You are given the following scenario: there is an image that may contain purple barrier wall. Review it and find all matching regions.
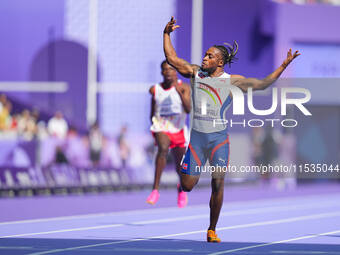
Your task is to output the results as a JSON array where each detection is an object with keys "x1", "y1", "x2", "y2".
[
  {"x1": 176, "y1": 0, "x2": 192, "y2": 82},
  {"x1": 0, "y1": 0, "x2": 93, "y2": 130},
  {"x1": 260, "y1": 2, "x2": 340, "y2": 170},
  {"x1": 260, "y1": 1, "x2": 340, "y2": 75},
  {"x1": 0, "y1": 166, "x2": 123, "y2": 188},
  {"x1": 29, "y1": 40, "x2": 91, "y2": 129},
  {"x1": 0, "y1": 0, "x2": 64, "y2": 81},
  {"x1": 203, "y1": 0, "x2": 274, "y2": 78}
]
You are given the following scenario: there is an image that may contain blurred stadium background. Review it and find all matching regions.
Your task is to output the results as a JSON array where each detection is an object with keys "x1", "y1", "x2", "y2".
[{"x1": 0, "y1": 0, "x2": 339, "y2": 198}]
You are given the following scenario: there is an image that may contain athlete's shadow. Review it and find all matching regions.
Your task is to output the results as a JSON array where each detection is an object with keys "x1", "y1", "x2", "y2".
[{"x1": 1, "y1": 238, "x2": 339, "y2": 255}]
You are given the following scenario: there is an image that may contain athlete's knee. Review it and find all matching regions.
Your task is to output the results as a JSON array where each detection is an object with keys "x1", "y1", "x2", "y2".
[
  {"x1": 157, "y1": 145, "x2": 169, "y2": 157},
  {"x1": 180, "y1": 182, "x2": 194, "y2": 192},
  {"x1": 180, "y1": 176, "x2": 198, "y2": 192}
]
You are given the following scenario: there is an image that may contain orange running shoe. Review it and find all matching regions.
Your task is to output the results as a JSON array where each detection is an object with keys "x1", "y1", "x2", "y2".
[{"x1": 207, "y1": 230, "x2": 221, "y2": 243}]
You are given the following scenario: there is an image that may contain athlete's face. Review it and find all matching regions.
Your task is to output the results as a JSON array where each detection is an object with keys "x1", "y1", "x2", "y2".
[
  {"x1": 161, "y1": 62, "x2": 177, "y2": 83},
  {"x1": 202, "y1": 47, "x2": 224, "y2": 72}
]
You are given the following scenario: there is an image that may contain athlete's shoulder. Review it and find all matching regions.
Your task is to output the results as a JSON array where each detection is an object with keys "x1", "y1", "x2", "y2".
[
  {"x1": 149, "y1": 85, "x2": 156, "y2": 95},
  {"x1": 179, "y1": 81, "x2": 191, "y2": 93}
]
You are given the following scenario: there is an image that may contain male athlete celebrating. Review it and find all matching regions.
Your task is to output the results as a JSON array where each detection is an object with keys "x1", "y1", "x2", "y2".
[
  {"x1": 147, "y1": 60, "x2": 191, "y2": 208},
  {"x1": 163, "y1": 17, "x2": 300, "y2": 242}
]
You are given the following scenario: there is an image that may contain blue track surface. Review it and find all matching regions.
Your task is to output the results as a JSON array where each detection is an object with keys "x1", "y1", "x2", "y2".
[{"x1": 1, "y1": 190, "x2": 340, "y2": 254}]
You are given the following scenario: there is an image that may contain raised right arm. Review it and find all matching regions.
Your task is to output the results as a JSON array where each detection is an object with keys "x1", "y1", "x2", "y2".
[{"x1": 163, "y1": 17, "x2": 198, "y2": 78}]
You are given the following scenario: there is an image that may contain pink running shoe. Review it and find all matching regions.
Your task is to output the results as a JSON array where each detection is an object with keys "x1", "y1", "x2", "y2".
[
  {"x1": 146, "y1": 189, "x2": 160, "y2": 205},
  {"x1": 177, "y1": 185, "x2": 188, "y2": 208}
]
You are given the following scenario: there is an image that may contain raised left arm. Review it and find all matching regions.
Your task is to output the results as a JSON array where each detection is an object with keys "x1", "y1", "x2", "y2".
[{"x1": 232, "y1": 49, "x2": 300, "y2": 92}]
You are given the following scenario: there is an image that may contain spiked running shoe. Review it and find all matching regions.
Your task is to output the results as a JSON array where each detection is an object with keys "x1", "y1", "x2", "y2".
[
  {"x1": 146, "y1": 189, "x2": 159, "y2": 205},
  {"x1": 207, "y1": 230, "x2": 221, "y2": 243}
]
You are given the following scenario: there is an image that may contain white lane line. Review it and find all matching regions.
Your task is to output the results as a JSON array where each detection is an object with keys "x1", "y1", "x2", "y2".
[
  {"x1": 151, "y1": 211, "x2": 340, "y2": 239},
  {"x1": 272, "y1": 251, "x2": 340, "y2": 254},
  {"x1": 135, "y1": 200, "x2": 339, "y2": 225},
  {"x1": 1, "y1": 200, "x2": 338, "y2": 238},
  {"x1": 113, "y1": 248, "x2": 194, "y2": 253},
  {"x1": 0, "y1": 205, "x2": 205, "y2": 226},
  {"x1": 27, "y1": 238, "x2": 147, "y2": 255},
  {"x1": 1, "y1": 192, "x2": 340, "y2": 226},
  {"x1": 26, "y1": 211, "x2": 340, "y2": 255},
  {"x1": 0, "y1": 246, "x2": 34, "y2": 250},
  {"x1": 208, "y1": 229, "x2": 340, "y2": 255},
  {"x1": 0, "y1": 223, "x2": 124, "y2": 239}
]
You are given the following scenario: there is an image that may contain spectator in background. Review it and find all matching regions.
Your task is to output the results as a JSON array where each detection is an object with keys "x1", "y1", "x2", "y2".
[
  {"x1": 260, "y1": 127, "x2": 279, "y2": 185},
  {"x1": 47, "y1": 111, "x2": 68, "y2": 139},
  {"x1": 55, "y1": 146, "x2": 68, "y2": 164},
  {"x1": 118, "y1": 125, "x2": 130, "y2": 170},
  {"x1": 10, "y1": 113, "x2": 19, "y2": 131},
  {"x1": 0, "y1": 94, "x2": 7, "y2": 113},
  {"x1": 31, "y1": 109, "x2": 40, "y2": 124},
  {"x1": 36, "y1": 120, "x2": 48, "y2": 140},
  {"x1": 0, "y1": 101, "x2": 12, "y2": 131},
  {"x1": 262, "y1": 127, "x2": 279, "y2": 167},
  {"x1": 47, "y1": 111, "x2": 68, "y2": 166},
  {"x1": 17, "y1": 109, "x2": 37, "y2": 140},
  {"x1": 252, "y1": 126, "x2": 265, "y2": 169},
  {"x1": 64, "y1": 127, "x2": 85, "y2": 167},
  {"x1": 89, "y1": 122, "x2": 103, "y2": 167},
  {"x1": 276, "y1": 127, "x2": 297, "y2": 190}
]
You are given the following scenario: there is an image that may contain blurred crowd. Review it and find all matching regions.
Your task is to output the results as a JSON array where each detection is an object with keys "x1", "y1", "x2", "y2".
[
  {"x1": 0, "y1": 94, "x2": 67, "y2": 141},
  {"x1": 0, "y1": 94, "x2": 131, "y2": 169},
  {"x1": 0, "y1": 94, "x2": 39, "y2": 140},
  {"x1": 275, "y1": 0, "x2": 340, "y2": 4}
]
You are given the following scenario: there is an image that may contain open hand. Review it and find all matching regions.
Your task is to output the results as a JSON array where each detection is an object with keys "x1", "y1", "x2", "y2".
[
  {"x1": 164, "y1": 16, "x2": 180, "y2": 34},
  {"x1": 282, "y1": 49, "x2": 300, "y2": 67}
]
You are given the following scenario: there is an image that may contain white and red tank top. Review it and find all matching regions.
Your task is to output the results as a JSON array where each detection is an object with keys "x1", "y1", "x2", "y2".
[{"x1": 150, "y1": 80, "x2": 187, "y2": 133}]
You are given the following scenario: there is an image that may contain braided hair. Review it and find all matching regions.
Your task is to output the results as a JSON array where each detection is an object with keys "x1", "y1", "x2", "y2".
[{"x1": 213, "y1": 41, "x2": 239, "y2": 67}]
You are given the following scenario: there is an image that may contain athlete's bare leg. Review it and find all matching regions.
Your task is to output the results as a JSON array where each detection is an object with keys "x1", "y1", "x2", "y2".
[
  {"x1": 153, "y1": 132, "x2": 171, "y2": 190},
  {"x1": 208, "y1": 177, "x2": 224, "y2": 231}
]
